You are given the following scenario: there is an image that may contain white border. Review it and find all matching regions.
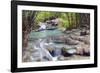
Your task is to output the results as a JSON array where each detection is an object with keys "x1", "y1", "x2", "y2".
[{"x1": 17, "y1": 5, "x2": 94, "y2": 68}]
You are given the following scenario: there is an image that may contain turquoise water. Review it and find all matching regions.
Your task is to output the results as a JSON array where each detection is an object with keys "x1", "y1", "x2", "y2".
[
  {"x1": 29, "y1": 29, "x2": 64, "y2": 39},
  {"x1": 28, "y1": 29, "x2": 77, "y2": 59}
]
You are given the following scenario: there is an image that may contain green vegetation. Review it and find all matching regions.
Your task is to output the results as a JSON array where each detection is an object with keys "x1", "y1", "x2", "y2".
[{"x1": 34, "y1": 11, "x2": 80, "y2": 30}]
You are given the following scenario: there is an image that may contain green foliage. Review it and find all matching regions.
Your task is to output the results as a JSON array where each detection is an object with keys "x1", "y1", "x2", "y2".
[
  {"x1": 33, "y1": 11, "x2": 81, "y2": 30},
  {"x1": 35, "y1": 11, "x2": 58, "y2": 24}
]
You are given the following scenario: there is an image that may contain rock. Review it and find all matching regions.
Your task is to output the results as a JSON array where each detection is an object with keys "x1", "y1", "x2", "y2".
[
  {"x1": 80, "y1": 35, "x2": 90, "y2": 44},
  {"x1": 70, "y1": 35, "x2": 90, "y2": 45},
  {"x1": 70, "y1": 35, "x2": 83, "y2": 41},
  {"x1": 65, "y1": 38, "x2": 79, "y2": 45},
  {"x1": 42, "y1": 56, "x2": 51, "y2": 61},
  {"x1": 86, "y1": 30, "x2": 90, "y2": 35},
  {"x1": 52, "y1": 35, "x2": 79, "y2": 45},
  {"x1": 52, "y1": 36, "x2": 66, "y2": 43},
  {"x1": 75, "y1": 43, "x2": 90, "y2": 56},
  {"x1": 80, "y1": 31, "x2": 87, "y2": 36},
  {"x1": 47, "y1": 48, "x2": 55, "y2": 57},
  {"x1": 67, "y1": 48, "x2": 77, "y2": 54},
  {"x1": 31, "y1": 52, "x2": 41, "y2": 61},
  {"x1": 22, "y1": 51, "x2": 31, "y2": 62},
  {"x1": 73, "y1": 32, "x2": 81, "y2": 36},
  {"x1": 61, "y1": 47, "x2": 76, "y2": 57},
  {"x1": 58, "y1": 56, "x2": 65, "y2": 60},
  {"x1": 80, "y1": 29, "x2": 90, "y2": 36}
]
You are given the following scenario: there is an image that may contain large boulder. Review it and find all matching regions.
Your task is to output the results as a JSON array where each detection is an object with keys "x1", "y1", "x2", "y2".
[{"x1": 75, "y1": 43, "x2": 90, "y2": 56}]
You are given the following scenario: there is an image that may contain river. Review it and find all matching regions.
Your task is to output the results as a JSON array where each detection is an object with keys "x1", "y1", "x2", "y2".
[
  {"x1": 27, "y1": 29, "x2": 78, "y2": 61},
  {"x1": 29, "y1": 29, "x2": 64, "y2": 39}
]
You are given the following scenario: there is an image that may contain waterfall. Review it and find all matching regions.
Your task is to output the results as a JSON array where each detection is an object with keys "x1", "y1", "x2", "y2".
[
  {"x1": 39, "y1": 39, "x2": 53, "y2": 61},
  {"x1": 38, "y1": 22, "x2": 47, "y2": 30}
]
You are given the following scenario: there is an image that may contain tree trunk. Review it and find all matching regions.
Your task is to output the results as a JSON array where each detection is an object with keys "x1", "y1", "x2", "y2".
[{"x1": 22, "y1": 10, "x2": 36, "y2": 48}]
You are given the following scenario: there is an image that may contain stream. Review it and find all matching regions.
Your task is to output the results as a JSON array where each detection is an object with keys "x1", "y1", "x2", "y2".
[
  {"x1": 27, "y1": 29, "x2": 78, "y2": 61},
  {"x1": 23, "y1": 28, "x2": 90, "y2": 62}
]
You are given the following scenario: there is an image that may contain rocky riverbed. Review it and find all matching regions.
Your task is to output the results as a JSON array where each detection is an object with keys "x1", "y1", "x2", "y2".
[{"x1": 22, "y1": 28, "x2": 90, "y2": 62}]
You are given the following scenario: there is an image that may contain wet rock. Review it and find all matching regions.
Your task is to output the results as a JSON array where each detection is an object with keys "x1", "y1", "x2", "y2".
[
  {"x1": 47, "y1": 47, "x2": 62, "y2": 57},
  {"x1": 61, "y1": 47, "x2": 76, "y2": 57},
  {"x1": 47, "y1": 48, "x2": 55, "y2": 57}
]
